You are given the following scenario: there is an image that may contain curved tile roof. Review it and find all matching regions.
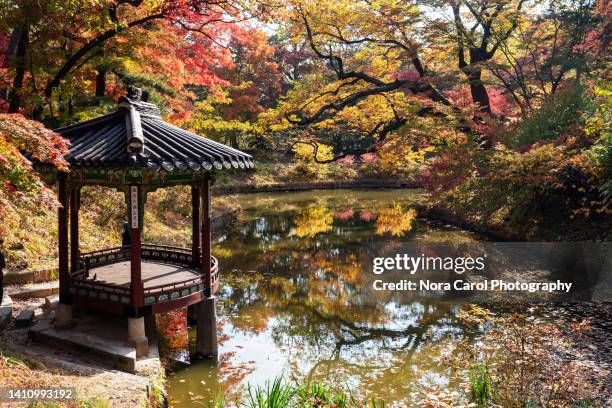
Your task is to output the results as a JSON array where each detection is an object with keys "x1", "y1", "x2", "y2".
[{"x1": 55, "y1": 89, "x2": 254, "y2": 172}]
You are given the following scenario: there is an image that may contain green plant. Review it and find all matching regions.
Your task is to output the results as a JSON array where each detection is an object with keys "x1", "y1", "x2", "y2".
[
  {"x1": 78, "y1": 397, "x2": 110, "y2": 408},
  {"x1": 295, "y1": 382, "x2": 357, "y2": 408},
  {"x1": 245, "y1": 377, "x2": 294, "y2": 408},
  {"x1": 468, "y1": 364, "x2": 497, "y2": 407},
  {"x1": 368, "y1": 399, "x2": 385, "y2": 408},
  {"x1": 514, "y1": 85, "x2": 590, "y2": 147},
  {"x1": 574, "y1": 399, "x2": 595, "y2": 408}
]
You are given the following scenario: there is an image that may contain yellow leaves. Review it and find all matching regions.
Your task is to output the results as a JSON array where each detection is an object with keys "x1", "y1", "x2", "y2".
[
  {"x1": 376, "y1": 135, "x2": 434, "y2": 176},
  {"x1": 292, "y1": 142, "x2": 334, "y2": 163},
  {"x1": 290, "y1": 207, "x2": 333, "y2": 238},
  {"x1": 375, "y1": 204, "x2": 416, "y2": 236}
]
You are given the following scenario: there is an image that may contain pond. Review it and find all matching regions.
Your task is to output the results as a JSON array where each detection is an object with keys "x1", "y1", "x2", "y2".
[{"x1": 165, "y1": 189, "x2": 487, "y2": 406}]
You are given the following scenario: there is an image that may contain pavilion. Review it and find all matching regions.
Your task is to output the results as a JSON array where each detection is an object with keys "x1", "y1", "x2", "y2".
[{"x1": 37, "y1": 87, "x2": 253, "y2": 357}]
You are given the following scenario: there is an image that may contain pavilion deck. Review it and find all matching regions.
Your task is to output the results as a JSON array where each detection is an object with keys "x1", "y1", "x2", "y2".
[
  {"x1": 89, "y1": 261, "x2": 199, "y2": 289},
  {"x1": 67, "y1": 244, "x2": 218, "y2": 314}
]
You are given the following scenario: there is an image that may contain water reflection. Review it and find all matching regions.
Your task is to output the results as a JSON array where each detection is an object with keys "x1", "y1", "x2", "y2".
[{"x1": 166, "y1": 189, "x2": 484, "y2": 406}]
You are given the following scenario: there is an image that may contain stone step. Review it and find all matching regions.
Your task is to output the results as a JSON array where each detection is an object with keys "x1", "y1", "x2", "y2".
[
  {"x1": 15, "y1": 309, "x2": 35, "y2": 327},
  {"x1": 8, "y1": 283, "x2": 59, "y2": 300},
  {"x1": 0, "y1": 295, "x2": 12, "y2": 330},
  {"x1": 29, "y1": 317, "x2": 140, "y2": 373}
]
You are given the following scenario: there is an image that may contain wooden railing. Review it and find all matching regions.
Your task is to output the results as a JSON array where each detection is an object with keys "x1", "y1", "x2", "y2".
[
  {"x1": 70, "y1": 244, "x2": 219, "y2": 307},
  {"x1": 68, "y1": 265, "x2": 131, "y2": 305},
  {"x1": 140, "y1": 244, "x2": 193, "y2": 267},
  {"x1": 79, "y1": 246, "x2": 130, "y2": 272}
]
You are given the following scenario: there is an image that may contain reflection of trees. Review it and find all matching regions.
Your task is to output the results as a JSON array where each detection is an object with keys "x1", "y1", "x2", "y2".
[
  {"x1": 375, "y1": 204, "x2": 416, "y2": 237},
  {"x1": 210, "y1": 194, "x2": 471, "y2": 402},
  {"x1": 267, "y1": 297, "x2": 459, "y2": 401},
  {"x1": 219, "y1": 249, "x2": 461, "y2": 402},
  {"x1": 290, "y1": 207, "x2": 333, "y2": 238}
]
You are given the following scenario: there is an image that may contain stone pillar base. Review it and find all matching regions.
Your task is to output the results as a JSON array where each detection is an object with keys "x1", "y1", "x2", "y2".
[
  {"x1": 54, "y1": 303, "x2": 75, "y2": 330},
  {"x1": 127, "y1": 317, "x2": 149, "y2": 358},
  {"x1": 195, "y1": 296, "x2": 217, "y2": 359}
]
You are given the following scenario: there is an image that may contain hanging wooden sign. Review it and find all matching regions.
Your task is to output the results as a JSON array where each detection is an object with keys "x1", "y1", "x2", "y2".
[
  {"x1": 131, "y1": 185, "x2": 139, "y2": 229},
  {"x1": 207, "y1": 179, "x2": 212, "y2": 218}
]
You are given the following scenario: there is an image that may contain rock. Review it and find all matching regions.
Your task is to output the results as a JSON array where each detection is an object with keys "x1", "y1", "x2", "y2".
[
  {"x1": 15, "y1": 309, "x2": 35, "y2": 327},
  {"x1": 44, "y1": 295, "x2": 59, "y2": 311}
]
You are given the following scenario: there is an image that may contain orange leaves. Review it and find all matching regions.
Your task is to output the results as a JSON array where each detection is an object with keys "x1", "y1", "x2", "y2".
[
  {"x1": 0, "y1": 114, "x2": 68, "y2": 239},
  {"x1": 156, "y1": 309, "x2": 188, "y2": 350}
]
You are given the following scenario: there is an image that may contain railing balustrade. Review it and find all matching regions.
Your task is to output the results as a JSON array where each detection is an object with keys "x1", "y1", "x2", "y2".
[{"x1": 70, "y1": 244, "x2": 219, "y2": 306}]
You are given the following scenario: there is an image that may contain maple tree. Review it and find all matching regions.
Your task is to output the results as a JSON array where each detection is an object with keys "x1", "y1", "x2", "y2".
[
  {"x1": 0, "y1": 0, "x2": 261, "y2": 123},
  {"x1": 0, "y1": 113, "x2": 68, "y2": 240}
]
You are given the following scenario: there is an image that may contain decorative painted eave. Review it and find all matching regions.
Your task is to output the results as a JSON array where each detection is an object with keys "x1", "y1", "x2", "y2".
[{"x1": 53, "y1": 87, "x2": 254, "y2": 172}]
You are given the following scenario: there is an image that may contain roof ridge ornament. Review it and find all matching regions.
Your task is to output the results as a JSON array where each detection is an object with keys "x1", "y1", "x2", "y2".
[
  {"x1": 118, "y1": 86, "x2": 161, "y2": 117},
  {"x1": 123, "y1": 89, "x2": 145, "y2": 158}
]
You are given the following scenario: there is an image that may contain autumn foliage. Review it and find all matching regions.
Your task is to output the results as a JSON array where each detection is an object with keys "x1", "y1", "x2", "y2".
[{"x1": 0, "y1": 114, "x2": 67, "y2": 238}]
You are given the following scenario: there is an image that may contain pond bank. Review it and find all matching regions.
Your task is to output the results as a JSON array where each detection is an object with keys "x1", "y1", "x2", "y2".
[{"x1": 212, "y1": 179, "x2": 418, "y2": 195}]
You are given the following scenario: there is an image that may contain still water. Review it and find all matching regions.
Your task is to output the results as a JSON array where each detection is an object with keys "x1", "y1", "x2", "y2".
[{"x1": 166, "y1": 189, "x2": 486, "y2": 406}]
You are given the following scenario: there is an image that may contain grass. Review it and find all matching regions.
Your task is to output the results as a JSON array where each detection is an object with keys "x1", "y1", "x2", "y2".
[
  {"x1": 28, "y1": 397, "x2": 109, "y2": 408},
  {"x1": 196, "y1": 377, "x2": 370, "y2": 408},
  {"x1": 205, "y1": 377, "x2": 391, "y2": 408},
  {"x1": 468, "y1": 364, "x2": 497, "y2": 407},
  {"x1": 246, "y1": 377, "x2": 294, "y2": 408},
  {"x1": 296, "y1": 383, "x2": 356, "y2": 408}
]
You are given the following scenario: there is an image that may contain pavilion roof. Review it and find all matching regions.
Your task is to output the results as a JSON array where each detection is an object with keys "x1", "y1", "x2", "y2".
[{"x1": 54, "y1": 88, "x2": 253, "y2": 172}]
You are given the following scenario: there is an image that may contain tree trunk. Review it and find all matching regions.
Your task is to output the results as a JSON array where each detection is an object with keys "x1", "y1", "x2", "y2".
[
  {"x1": 464, "y1": 67, "x2": 491, "y2": 115},
  {"x1": 0, "y1": 28, "x2": 21, "y2": 101},
  {"x1": 95, "y1": 67, "x2": 107, "y2": 97},
  {"x1": 8, "y1": 25, "x2": 29, "y2": 113},
  {"x1": 32, "y1": 11, "x2": 165, "y2": 120}
]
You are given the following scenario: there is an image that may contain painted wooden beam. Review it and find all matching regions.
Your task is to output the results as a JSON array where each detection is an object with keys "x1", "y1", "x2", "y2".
[
  {"x1": 201, "y1": 177, "x2": 212, "y2": 292},
  {"x1": 129, "y1": 185, "x2": 144, "y2": 311},
  {"x1": 191, "y1": 185, "x2": 201, "y2": 268},
  {"x1": 70, "y1": 187, "x2": 80, "y2": 274}
]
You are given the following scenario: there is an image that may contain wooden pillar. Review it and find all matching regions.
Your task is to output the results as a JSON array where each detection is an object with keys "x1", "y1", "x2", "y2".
[
  {"x1": 191, "y1": 185, "x2": 201, "y2": 268},
  {"x1": 56, "y1": 173, "x2": 74, "y2": 329},
  {"x1": 70, "y1": 187, "x2": 80, "y2": 273},
  {"x1": 58, "y1": 174, "x2": 69, "y2": 300},
  {"x1": 129, "y1": 185, "x2": 144, "y2": 309},
  {"x1": 196, "y1": 176, "x2": 217, "y2": 359},
  {"x1": 201, "y1": 178, "x2": 212, "y2": 292}
]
